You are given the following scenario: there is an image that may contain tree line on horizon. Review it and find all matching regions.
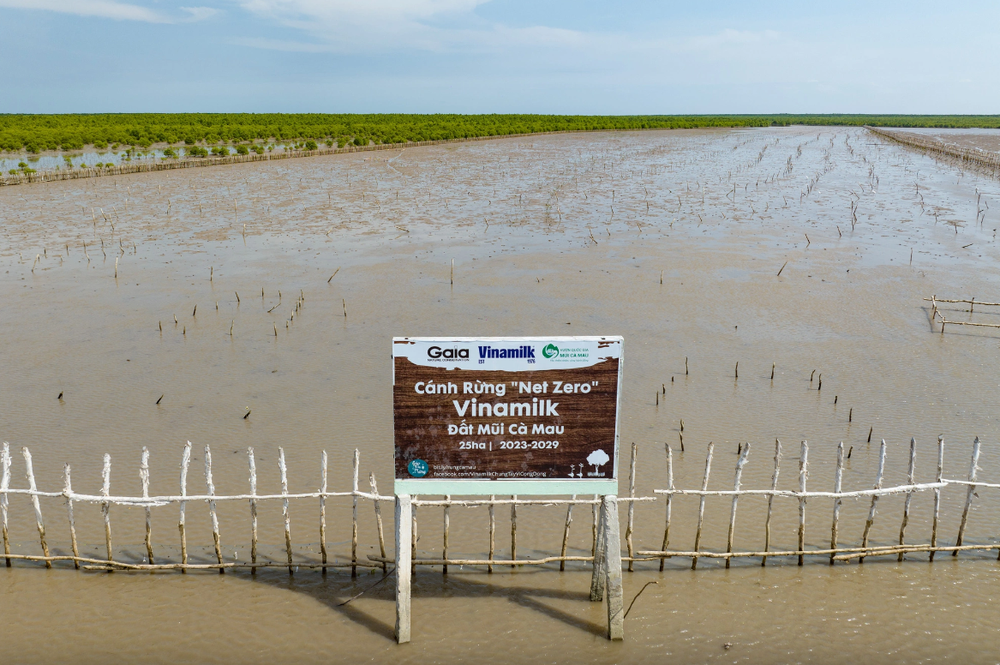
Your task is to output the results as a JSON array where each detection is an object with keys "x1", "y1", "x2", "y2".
[{"x1": 1, "y1": 113, "x2": 998, "y2": 153}]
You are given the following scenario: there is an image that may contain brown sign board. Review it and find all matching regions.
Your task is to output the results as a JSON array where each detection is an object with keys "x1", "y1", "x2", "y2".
[{"x1": 392, "y1": 337, "x2": 623, "y2": 495}]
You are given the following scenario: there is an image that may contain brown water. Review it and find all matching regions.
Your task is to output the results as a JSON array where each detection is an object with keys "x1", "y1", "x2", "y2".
[{"x1": 2, "y1": 127, "x2": 1000, "y2": 663}]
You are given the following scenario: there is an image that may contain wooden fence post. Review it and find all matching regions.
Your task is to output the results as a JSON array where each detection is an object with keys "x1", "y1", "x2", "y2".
[
  {"x1": 395, "y1": 494, "x2": 413, "y2": 644},
  {"x1": 589, "y1": 497, "x2": 608, "y2": 602}
]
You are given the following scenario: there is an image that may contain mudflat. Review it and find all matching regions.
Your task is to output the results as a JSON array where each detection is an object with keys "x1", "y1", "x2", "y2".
[{"x1": 2, "y1": 127, "x2": 999, "y2": 664}]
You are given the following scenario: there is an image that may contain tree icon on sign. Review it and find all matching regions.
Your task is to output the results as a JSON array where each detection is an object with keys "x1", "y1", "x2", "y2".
[{"x1": 586, "y1": 449, "x2": 610, "y2": 475}]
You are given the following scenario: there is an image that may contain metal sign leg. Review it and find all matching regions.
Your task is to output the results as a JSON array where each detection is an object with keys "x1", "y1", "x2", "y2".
[
  {"x1": 589, "y1": 494, "x2": 624, "y2": 640},
  {"x1": 601, "y1": 495, "x2": 625, "y2": 640}
]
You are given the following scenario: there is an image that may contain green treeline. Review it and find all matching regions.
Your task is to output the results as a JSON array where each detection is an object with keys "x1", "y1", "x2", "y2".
[{"x1": 2, "y1": 113, "x2": 999, "y2": 153}]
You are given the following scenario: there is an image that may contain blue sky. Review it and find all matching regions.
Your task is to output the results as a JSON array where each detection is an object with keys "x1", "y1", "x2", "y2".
[{"x1": 1, "y1": 0, "x2": 998, "y2": 114}]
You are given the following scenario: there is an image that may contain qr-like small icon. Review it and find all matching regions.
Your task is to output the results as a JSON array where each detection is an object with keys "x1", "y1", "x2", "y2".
[{"x1": 408, "y1": 459, "x2": 429, "y2": 478}]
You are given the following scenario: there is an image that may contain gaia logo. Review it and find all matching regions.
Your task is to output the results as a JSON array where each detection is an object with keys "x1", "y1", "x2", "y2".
[
  {"x1": 407, "y1": 459, "x2": 429, "y2": 478},
  {"x1": 542, "y1": 343, "x2": 559, "y2": 359}
]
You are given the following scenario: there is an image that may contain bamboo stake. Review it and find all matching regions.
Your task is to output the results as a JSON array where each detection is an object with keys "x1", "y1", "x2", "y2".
[
  {"x1": 100, "y1": 452, "x2": 112, "y2": 567},
  {"x1": 2, "y1": 442, "x2": 11, "y2": 567},
  {"x1": 64, "y1": 464, "x2": 79, "y2": 568},
  {"x1": 592, "y1": 494, "x2": 599, "y2": 556},
  {"x1": 559, "y1": 495, "x2": 575, "y2": 571},
  {"x1": 659, "y1": 442, "x2": 673, "y2": 571},
  {"x1": 370, "y1": 472, "x2": 387, "y2": 572},
  {"x1": 352, "y1": 448, "x2": 359, "y2": 577},
  {"x1": 626, "y1": 442, "x2": 637, "y2": 571},
  {"x1": 21, "y1": 448, "x2": 51, "y2": 567},
  {"x1": 930, "y1": 436, "x2": 943, "y2": 561},
  {"x1": 898, "y1": 438, "x2": 917, "y2": 561},
  {"x1": 140, "y1": 447, "x2": 154, "y2": 564},
  {"x1": 317, "y1": 451, "x2": 329, "y2": 572},
  {"x1": 859, "y1": 439, "x2": 887, "y2": 564},
  {"x1": 248, "y1": 447, "x2": 258, "y2": 568},
  {"x1": 726, "y1": 443, "x2": 750, "y2": 568},
  {"x1": 411, "y1": 498, "x2": 418, "y2": 575},
  {"x1": 692, "y1": 442, "x2": 714, "y2": 569},
  {"x1": 954, "y1": 437, "x2": 981, "y2": 555},
  {"x1": 204, "y1": 444, "x2": 223, "y2": 573},
  {"x1": 488, "y1": 494, "x2": 496, "y2": 573},
  {"x1": 511, "y1": 495, "x2": 518, "y2": 568},
  {"x1": 443, "y1": 494, "x2": 450, "y2": 575},
  {"x1": 179, "y1": 442, "x2": 191, "y2": 571},
  {"x1": 762, "y1": 439, "x2": 782, "y2": 566},
  {"x1": 830, "y1": 442, "x2": 844, "y2": 564},
  {"x1": 797, "y1": 441, "x2": 809, "y2": 565},
  {"x1": 279, "y1": 447, "x2": 293, "y2": 574}
]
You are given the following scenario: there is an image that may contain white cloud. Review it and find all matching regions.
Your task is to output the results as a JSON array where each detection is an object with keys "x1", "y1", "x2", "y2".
[
  {"x1": 0, "y1": 0, "x2": 217, "y2": 23},
  {"x1": 240, "y1": 0, "x2": 485, "y2": 23},
  {"x1": 0, "y1": 0, "x2": 168, "y2": 21},
  {"x1": 180, "y1": 6, "x2": 218, "y2": 21}
]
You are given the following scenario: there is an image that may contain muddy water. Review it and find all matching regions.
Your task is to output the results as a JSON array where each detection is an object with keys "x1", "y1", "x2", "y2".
[{"x1": 2, "y1": 127, "x2": 1000, "y2": 663}]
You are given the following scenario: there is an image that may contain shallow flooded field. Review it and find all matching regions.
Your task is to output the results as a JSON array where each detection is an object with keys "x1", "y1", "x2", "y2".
[{"x1": 2, "y1": 127, "x2": 1000, "y2": 663}]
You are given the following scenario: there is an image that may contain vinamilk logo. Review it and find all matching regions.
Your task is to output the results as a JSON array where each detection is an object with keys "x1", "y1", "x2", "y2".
[{"x1": 542, "y1": 343, "x2": 559, "y2": 359}]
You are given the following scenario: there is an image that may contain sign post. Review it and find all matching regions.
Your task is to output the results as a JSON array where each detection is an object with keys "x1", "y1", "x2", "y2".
[{"x1": 391, "y1": 336, "x2": 624, "y2": 642}]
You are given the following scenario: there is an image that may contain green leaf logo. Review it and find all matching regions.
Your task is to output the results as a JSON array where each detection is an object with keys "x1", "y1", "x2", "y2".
[{"x1": 542, "y1": 343, "x2": 559, "y2": 359}]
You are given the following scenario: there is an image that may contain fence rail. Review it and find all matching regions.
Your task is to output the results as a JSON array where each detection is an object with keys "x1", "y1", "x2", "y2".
[
  {"x1": 1, "y1": 436, "x2": 997, "y2": 574},
  {"x1": 927, "y1": 295, "x2": 1000, "y2": 334},
  {"x1": 867, "y1": 126, "x2": 1000, "y2": 180}
]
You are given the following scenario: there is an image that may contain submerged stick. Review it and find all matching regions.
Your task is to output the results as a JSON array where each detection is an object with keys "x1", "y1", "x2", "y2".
[
  {"x1": 22, "y1": 448, "x2": 51, "y2": 567},
  {"x1": 898, "y1": 438, "x2": 917, "y2": 561},
  {"x1": 859, "y1": 440, "x2": 887, "y2": 563},
  {"x1": 762, "y1": 439, "x2": 782, "y2": 566},
  {"x1": 726, "y1": 443, "x2": 751, "y2": 568},
  {"x1": 692, "y1": 442, "x2": 715, "y2": 570}
]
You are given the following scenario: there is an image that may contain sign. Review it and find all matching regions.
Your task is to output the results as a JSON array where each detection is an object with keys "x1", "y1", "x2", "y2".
[{"x1": 392, "y1": 336, "x2": 623, "y2": 495}]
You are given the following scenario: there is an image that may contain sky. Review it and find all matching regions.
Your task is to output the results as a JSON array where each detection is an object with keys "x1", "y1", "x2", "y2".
[{"x1": 1, "y1": 0, "x2": 998, "y2": 114}]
